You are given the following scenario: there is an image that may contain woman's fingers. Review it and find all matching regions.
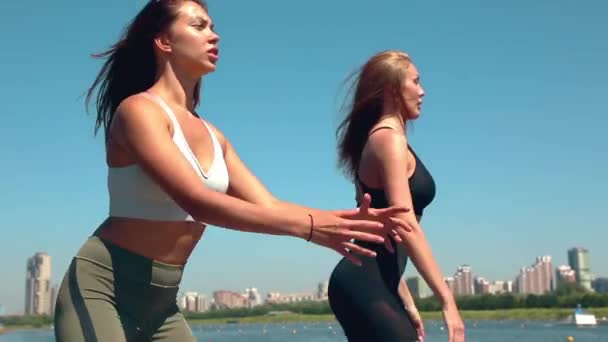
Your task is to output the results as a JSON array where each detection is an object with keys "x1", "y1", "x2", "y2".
[
  {"x1": 391, "y1": 229, "x2": 403, "y2": 243},
  {"x1": 334, "y1": 246, "x2": 362, "y2": 266},
  {"x1": 333, "y1": 229, "x2": 384, "y2": 244},
  {"x1": 343, "y1": 241, "x2": 377, "y2": 258},
  {"x1": 389, "y1": 216, "x2": 413, "y2": 232},
  {"x1": 358, "y1": 193, "x2": 372, "y2": 214},
  {"x1": 369, "y1": 206, "x2": 410, "y2": 218},
  {"x1": 384, "y1": 235, "x2": 395, "y2": 253}
]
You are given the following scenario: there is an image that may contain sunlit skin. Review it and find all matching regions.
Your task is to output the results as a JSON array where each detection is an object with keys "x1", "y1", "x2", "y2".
[
  {"x1": 98, "y1": 2, "x2": 413, "y2": 266},
  {"x1": 354, "y1": 57, "x2": 465, "y2": 341},
  {"x1": 98, "y1": 2, "x2": 223, "y2": 265}
]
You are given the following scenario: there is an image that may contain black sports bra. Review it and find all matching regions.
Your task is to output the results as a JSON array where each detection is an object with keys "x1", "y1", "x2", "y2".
[{"x1": 356, "y1": 145, "x2": 436, "y2": 216}]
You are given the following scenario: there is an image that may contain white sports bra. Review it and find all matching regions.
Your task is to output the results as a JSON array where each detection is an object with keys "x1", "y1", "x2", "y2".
[{"x1": 107, "y1": 92, "x2": 230, "y2": 222}]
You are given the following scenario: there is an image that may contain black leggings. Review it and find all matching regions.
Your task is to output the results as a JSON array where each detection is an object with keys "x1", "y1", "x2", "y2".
[{"x1": 329, "y1": 241, "x2": 418, "y2": 342}]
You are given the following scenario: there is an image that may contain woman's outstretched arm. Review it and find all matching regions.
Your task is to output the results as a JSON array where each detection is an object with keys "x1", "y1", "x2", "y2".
[{"x1": 111, "y1": 96, "x2": 388, "y2": 263}]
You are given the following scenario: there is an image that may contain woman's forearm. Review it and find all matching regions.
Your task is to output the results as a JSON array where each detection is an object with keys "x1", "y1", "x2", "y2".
[
  {"x1": 186, "y1": 189, "x2": 310, "y2": 240},
  {"x1": 401, "y1": 225, "x2": 456, "y2": 307},
  {"x1": 398, "y1": 279, "x2": 416, "y2": 310},
  {"x1": 267, "y1": 199, "x2": 334, "y2": 222}
]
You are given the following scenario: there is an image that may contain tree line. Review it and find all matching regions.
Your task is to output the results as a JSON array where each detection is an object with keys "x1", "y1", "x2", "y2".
[{"x1": 2, "y1": 284, "x2": 606, "y2": 326}]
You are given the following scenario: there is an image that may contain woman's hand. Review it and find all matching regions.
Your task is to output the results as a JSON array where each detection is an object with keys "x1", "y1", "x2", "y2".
[
  {"x1": 333, "y1": 193, "x2": 413, "y2": 253},
  {"x1": 442, "y1": 302, "x2": 465, "y2": 342},
  {"x1": 405, "y1": 305, "x2": 425, "y2": 341},
  {"x1": 307, "y1": 208, "x2": 386, "y2": 266}
]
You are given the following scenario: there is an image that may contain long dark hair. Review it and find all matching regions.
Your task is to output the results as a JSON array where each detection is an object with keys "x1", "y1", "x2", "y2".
[
  {"x1": 336, "y1": 50, "x2": 412, "y2": 180},
  {"x1": 86, "y1": 0, "x2": 207, "y2": 141}
]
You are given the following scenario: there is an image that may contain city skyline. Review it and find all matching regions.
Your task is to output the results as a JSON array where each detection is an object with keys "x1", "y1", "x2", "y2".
[
  {"x1": 1, "y1": 0, "x2": 607, "y2": 315},
  {"x1": 3, "y1": 246, "x2": 605, "y2": 315},
  {"x1": 176, "y1": 282, "x2": 330, "y2": 313}
]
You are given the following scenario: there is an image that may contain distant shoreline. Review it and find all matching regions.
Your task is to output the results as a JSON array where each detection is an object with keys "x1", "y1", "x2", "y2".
[
  {"x1": 4, "y1": 308, "x2": 608, "y2": 331},
  {"x1": 1, "y1": 326, "x2": 49, "y2": 334},
  {"x1": 187, "y1": 307, "x2": 608, "y2": 325}
]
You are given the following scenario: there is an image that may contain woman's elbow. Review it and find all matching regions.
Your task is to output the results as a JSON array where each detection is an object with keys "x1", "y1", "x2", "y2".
[{"x1": 400, "y1": 223, "x2": 425, "y2": 244}]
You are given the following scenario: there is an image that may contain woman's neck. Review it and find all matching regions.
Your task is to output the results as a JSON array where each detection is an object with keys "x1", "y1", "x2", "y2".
[
  {"x1": 151, "y1": 62, "x2": 200, "y2": 111},
  {"x1": 379, "y1": 97, "x2": 406, "y2": 133},
  {"x1": 377, "y1": 113, "x2": 406, "y2": 134}
]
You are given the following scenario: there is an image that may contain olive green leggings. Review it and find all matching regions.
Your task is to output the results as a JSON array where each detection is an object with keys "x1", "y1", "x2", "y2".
[{"x1": 54, "y1": 236, "x2": 195, "y2": 341}]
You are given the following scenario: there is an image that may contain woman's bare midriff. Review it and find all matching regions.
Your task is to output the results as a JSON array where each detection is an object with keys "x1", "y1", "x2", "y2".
[{"x1": 96, "y1": 217, "x2": 206, "y2": 265}]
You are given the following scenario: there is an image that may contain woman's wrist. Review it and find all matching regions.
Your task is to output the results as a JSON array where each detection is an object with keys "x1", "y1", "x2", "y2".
[
  {"x1": 441, "y1": 296, "x2": 458, "y2": 310},
  {"x1": 405, "y1": 301, "x2": 418, "y2": 311},
  {"x1": 400, "y1": 295, "x2": 415, "y2": 311},
  {"x1": 291, "y1": 212, "x2": 315, "y2": 241},
  {"x1": 305, "y1": 213, "x2": 314, "y2": 242}
]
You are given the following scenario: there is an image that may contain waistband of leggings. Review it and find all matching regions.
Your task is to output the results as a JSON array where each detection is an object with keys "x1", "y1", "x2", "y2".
[{"x1": 74, "y1": 235, "x2": 184, "y2": 288}]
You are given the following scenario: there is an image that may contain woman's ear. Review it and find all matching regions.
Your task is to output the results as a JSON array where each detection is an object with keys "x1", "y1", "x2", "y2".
[{"x1": 154, "y1": 34, "x2": 172, "y2": 53}]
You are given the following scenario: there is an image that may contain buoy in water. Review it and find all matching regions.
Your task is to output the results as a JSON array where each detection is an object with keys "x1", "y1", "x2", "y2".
[{"x1": 567, "y1": 336, "x2": 574, "y2": 342}]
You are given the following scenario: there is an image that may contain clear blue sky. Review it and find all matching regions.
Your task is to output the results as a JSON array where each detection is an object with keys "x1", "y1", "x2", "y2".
[{"x1": 1, "y1": 0, "x2": 606, "y2": 314}]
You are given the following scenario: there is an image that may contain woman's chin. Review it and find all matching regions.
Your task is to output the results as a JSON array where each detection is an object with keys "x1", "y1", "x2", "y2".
[
  {"x1": 407, "y1": 110, "x2": 421, "y2": 121},
  {"x1": 197, "y1": 62, "x2": 218, "y2": 76}
]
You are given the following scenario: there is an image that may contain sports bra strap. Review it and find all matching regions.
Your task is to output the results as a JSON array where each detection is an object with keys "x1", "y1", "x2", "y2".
[
  {"x1": 368, "y1": 125, "x2": 396, "y2": 137},
  {"x1": 140, "y1": 92, "x2": 182, "y2": 131}
]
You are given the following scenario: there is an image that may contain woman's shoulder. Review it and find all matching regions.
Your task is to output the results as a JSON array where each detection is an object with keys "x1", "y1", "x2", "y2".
[
  {"x1": 109, "y1": 93, "x2": 173, "y2": 141},
  {"x1": 367, "y1": 127, "x2": 408, "y2": 158},
  {"x1": 115, "y1": 93, "x2": 160, "y2": 116}
]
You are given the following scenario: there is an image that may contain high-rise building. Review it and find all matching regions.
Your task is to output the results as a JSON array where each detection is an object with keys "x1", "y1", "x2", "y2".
[
  {"x1": 265, "y1": 291, "x2": 316, "y2": 304},
  {"x1": 213, "y1": 290, "x2": 248, "y2": 309},
  {"x1": 592, "y1": 278, "x2": 608, "y2": 293},
  {"x1": 453, "y1": 265, "x2": 474, "y2": 296},
  {"x1": 25, "y1": 252, "x2": 52, "y2": 315},
  {"x1": 568, "y1": 247, "x2": 592, "y2": 291},
  {"x1": 537, "y1": 256, "x2": 553, "y2": 292},
  {"x1": 182, "y1": 292, "x2": 199, "y2": 312},
  {"x1": 489, "y1": 281, "x2": 511, "y2": 294},
  {"x1": 178, "y1": 293, "x2": 187, "y2": 310},
  {"x1": 50, "y1": 284, "x2": 58, "y2": 315},
  {"x1": 406, "y1": 276, "x2": 431, "y2": 298},
  {"x1": 474, "y1": 277, "x2": 490, "y2": 295},
  {"x1": 515, "y1": 256, "x2": 553, "y2": 294},
  {"x1": 475, "y1": 279, "x2": 511, "y2": 295},
  {"x1": 445, "y1": 277, "x2": 455, "y2": 292},
  {"x1": 317, "y1": 281, "x2": 329, "y2": 300},
  {"x1": 244, "y1": 288, "x2": 263, "y2": 307},
  {"x1": 555, "y1": 265, "x2": 576, "y2": 289},
  {"x1": 196, "y1": 294, "x2": 210, "y2": 312},
  {"x1": 515, "y1": 266, "x2": 530, "y2": 294},
  {"x1": 178, "y1": 292, "x2": 211, "y2": 312}
]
